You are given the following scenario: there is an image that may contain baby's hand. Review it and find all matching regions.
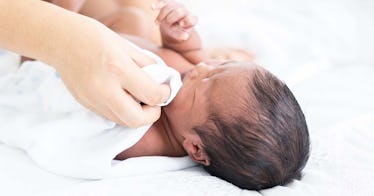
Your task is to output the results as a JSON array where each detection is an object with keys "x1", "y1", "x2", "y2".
[{"x1": 152, "y1": 0, "x2": 198, "y2": 42}]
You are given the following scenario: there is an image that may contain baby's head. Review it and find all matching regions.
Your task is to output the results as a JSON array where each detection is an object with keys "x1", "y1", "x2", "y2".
[{"x1": 163, "y1": 62, "x2": 310, "y2": 190}]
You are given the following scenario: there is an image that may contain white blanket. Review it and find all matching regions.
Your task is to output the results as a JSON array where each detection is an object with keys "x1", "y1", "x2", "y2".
[{"x1": 0, "y1": 54, "x2": 195, "y2": 179}]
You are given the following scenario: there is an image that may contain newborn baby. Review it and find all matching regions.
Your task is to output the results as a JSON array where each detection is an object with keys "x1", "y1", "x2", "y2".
[
  {"x1": 0, "y1": 0, "x2": 309, "y2": 191},
  {"x1": 110, "y1": 0, "x2": 310, "y2": 190}
]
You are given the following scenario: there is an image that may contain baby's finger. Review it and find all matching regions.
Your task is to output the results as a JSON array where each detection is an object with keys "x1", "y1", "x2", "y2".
[
  {"x1": 155, "y1": 1, "x2": 178, "y2": 24},
  {"x1": 179, "y1": 15, "x2": 198, "y2": 29},
  {"x1": 169, "y1": 26, "x2": 192, "y2": 41},
  {"x1": 151, "y1": 0, "x2": 168, "y2": 10},
  {"x1": 165, "y1": 6, "x2": 188, "y2": 25}
]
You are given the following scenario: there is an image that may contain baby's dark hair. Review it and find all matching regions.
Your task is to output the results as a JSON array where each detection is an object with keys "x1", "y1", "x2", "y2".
[{"x1": 193, "y1": 67, "x2": 310, "y2": 190}]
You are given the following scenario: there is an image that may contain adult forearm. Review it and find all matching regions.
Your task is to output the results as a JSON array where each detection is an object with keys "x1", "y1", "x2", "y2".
[
  {"x1": 0, "y1": 0, "x2": 171, "y2": 127},
  {"x1": 0, "y1": 0, "x2": 107, "y2": 69}
]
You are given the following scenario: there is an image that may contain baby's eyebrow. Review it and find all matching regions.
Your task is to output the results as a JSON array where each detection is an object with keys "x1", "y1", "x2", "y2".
[
  {"x1": 219, "y1": 60, "x2": 236, "y2": 66},
  {"x1": 207, "y1": 68, "x2": 226, "y2": 79}
]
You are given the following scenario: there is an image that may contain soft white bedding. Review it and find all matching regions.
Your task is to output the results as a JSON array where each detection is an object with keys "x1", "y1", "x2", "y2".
[{"x1": 1, "y1": 0, "x2": 373, "y2": 195}]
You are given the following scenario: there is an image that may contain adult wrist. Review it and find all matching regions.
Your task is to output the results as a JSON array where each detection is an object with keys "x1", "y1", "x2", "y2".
[{"x1": 47, "y1": 16, "x2": 111, "y2": 71}]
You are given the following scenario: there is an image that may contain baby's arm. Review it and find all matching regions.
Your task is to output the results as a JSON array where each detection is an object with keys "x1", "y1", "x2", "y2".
[
  {"x1": 44, "y1": 0, "x2": 85, "y2": 12},
  {"x1": 152, "y1": 1, "x2": 209, "y2": 65}
]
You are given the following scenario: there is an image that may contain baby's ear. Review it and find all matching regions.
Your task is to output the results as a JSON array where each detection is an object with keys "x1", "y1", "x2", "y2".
[{"x1": 182, "y1": 137, "x2": 210, "y2": 166}]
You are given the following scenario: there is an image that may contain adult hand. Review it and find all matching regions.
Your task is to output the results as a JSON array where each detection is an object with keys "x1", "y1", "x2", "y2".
[
  {"x1": 55, "y1": 30, "x2": 172, "y2": 127},
  {"x1": 44, "y1": 0, "x2": 172, "y2": 127},
  {"x1": 0, "y1": 0, "x2": 171, "y2": 127}
]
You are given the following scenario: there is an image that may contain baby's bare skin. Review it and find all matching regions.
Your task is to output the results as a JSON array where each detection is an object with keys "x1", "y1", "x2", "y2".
[
  {"x1": 114, "y1": 1, "x2": 253, "y2": 161},
  {"x1": 79, "y1": 0, "x2": 253, "y2": 62},
  {"x1": 77, "y1": 1, "x2": 252, "y2": 159},
  {"x1": 41, "y1": 0, "x2": 253, "y2": 159},
  {"x1": 114, "y1": 1, "x2": 204, "y2": 158},
  {"x1": 80, "y1": 0, "x2": 162, "y2": 44}
]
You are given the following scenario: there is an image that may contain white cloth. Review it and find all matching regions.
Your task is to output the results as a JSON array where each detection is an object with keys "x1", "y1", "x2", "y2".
[{"x1": 0, "y1": 51, "x2": 195, "y2": 179}]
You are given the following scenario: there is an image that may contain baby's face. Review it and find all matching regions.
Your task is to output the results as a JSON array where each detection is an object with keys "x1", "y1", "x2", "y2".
[{"x1": 163, "y1": 61, "x2": 257, "y2": 143}]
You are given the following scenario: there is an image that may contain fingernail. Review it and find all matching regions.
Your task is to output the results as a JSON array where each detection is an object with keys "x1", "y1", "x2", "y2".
[{"x1": 179, "y1": 20, "x2": 186, "y2": 27}]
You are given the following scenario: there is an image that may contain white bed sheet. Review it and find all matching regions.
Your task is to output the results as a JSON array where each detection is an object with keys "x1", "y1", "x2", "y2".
[{"x1": 1, "y1": 0, "x2": 373, "y2": 195}]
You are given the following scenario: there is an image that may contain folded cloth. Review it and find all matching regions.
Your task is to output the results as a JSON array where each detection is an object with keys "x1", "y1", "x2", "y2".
[{"x1": 0, "y1": 49, "x2": 195, "y2": 179}]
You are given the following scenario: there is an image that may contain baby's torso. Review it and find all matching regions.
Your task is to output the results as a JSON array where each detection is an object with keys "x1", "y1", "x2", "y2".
[{"x1": 115, "y1": 123, "x2": 164, "y2": 159}]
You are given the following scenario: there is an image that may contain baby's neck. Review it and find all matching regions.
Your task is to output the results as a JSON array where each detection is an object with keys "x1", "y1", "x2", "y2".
[{"x1": 115, "y1": 112, "x2": 186, "y2": 160}]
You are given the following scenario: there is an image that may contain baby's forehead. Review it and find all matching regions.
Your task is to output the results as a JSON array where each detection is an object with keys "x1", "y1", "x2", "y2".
[
  {"x1": 213, "y1": 62, "x2": 261, "y2": 81},
  {"x1": 209, "y1": 63, "x2": 260, "y2": 112}
]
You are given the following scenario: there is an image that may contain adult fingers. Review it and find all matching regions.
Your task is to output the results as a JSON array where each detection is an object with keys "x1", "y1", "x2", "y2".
[
  {"x1": 107, "y1": 85, "x2": 162, "y2": 127},
  {"x1": 85, "y1": 100, "x2": 125, "y2": 125},
  {"x1": 119, "y1": 47, "x2": 171, "y2": 105},
  {"x1": 74, "y1": 90, "x2": 125, "y2": 125},
  {"x1": 123, "y1": 41, "x2": 155, "y2": 67},
  {"x1": 120, "y1": 60, "x2": 170, "y2": 105}
]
